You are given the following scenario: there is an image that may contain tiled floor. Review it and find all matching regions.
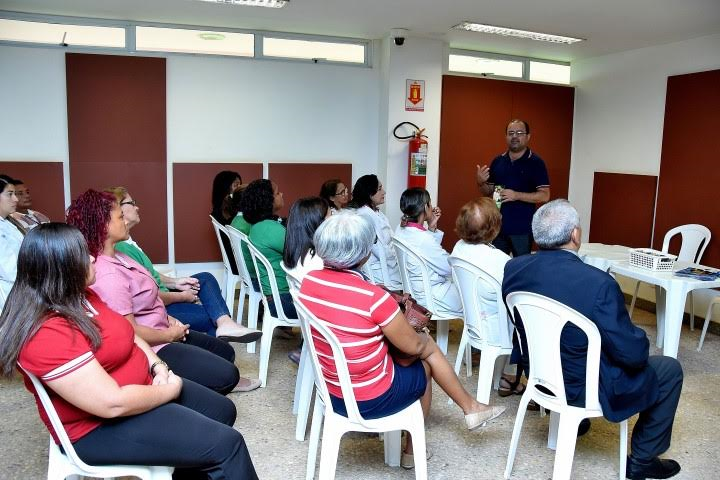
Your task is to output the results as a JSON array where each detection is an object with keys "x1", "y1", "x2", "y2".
[{"x1": 1, "y1": 307, "x2": 718, "y2": 479}]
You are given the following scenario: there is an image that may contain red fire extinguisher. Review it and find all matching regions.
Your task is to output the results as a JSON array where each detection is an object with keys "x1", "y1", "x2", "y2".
[{"x1": 393, "y1": 122, "x2": 428, "y2": 189}]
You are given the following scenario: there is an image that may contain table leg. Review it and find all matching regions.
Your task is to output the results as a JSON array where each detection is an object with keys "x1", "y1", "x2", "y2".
[
  {"x1": 660, "y1": 287, "x2": 689, "y2": 359},
  {"x1": 655, "y1": 286, "x2": 666, "y2": 349}
]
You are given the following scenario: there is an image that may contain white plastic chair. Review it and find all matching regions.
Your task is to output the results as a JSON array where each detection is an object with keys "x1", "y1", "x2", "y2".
[
  {"x1": 449, "y1": 257, "x2": 514, "y2": 404},
  {"x1": 281, "y1": 262, "x2": 316, "y2": 442},
  {"x1": 210, "y1": 216, "x2": 241, "y2": 316},
  {"x1": 697, "y1": 296, "x2": 720, "y2": 351},
  {"x1": 291, "y1": 294, "x2": 427, "y2": 480},
  {"x1": 360, "y1": 240, "x2": 392, "y2": 286},
  {"x1": 503, "y1": 292, "x2": 627, "y2": 480},
  {"x1": 244, "y1": 238, "x2": 301, "y2": 387},
  {"x1": 392, "y1": 236, "x2": 461, "y2": 354},
  {"x1": 19, "y1": 365, "x2": 174, "y2": 480},
  {"x1": 226, "y1": 226, "x2": 264, "y2": 353},
  {"x1": 629, "y1": 224, "x2": 711, "y2": 329}
]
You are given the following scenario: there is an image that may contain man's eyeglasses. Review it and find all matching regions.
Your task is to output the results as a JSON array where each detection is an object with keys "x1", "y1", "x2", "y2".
[
  {"x1": 507, "y1": 131, "x2": 527, "y2": 137},
  {"x1": 120, "y1": 200, "x2": 137, "y2": 207}
]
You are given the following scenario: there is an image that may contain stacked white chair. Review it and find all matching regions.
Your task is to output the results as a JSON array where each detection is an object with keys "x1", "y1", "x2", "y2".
[
  {"x1": 504, "y1": 292, "x2": 628, "y2": 480},
  {"x1": 209, "y1": 216, "x2": 241, "y2": 316},
  {"x1": 19, "y1": 365, "x2": 174, "y2": 480},
  {"x1": 243, "y1": 238, "x2": 301, "y2": 387},
  {"x1": 291, "y1": 294, "x2": 427, "y2": 480},
  {"x1": 449, "y1": 257, "x2": 514, "y2": 404},
  {"x1": 628, "y1": 224, "x2": 711, "y2": 329},
  {"x1": 392, "y1": 236, "x2": 460, "y2": 354},
  {"x1": 225, "y1": 226, "x2": 264, "y2": 353}
]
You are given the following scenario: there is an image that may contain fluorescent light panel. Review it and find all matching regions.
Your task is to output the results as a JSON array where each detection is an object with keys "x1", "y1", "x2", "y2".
[
  {"x1": 197, "y1": 0, "x2": 289, "y2": 8},
  {"x1": 0, "y1": 18, "x2": 125, "y2": 47},
  {"x1": 453, "y1": 22, "x2": 583, "y2": 44}
]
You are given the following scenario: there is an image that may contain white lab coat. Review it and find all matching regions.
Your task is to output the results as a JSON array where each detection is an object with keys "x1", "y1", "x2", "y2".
[
  {"x1": 356, "y1": 206, "x2": 403, "y2": 290},
  {"x1": 394, "y1": 224, "x2": 462, "y2": 317},
  {"x1": 0, "y1": 217, "x2": 24, "y2": 311}
]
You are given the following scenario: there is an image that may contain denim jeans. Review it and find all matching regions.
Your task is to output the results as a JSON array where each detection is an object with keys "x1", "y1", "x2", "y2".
[{"x1": 166, "y1": 272, "x2": 230, "y2": 336}]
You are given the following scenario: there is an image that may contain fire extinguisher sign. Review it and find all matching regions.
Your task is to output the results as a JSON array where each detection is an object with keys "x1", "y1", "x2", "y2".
[{"x1": 405, "y1": 79, "x2": 425, "y2": 112}]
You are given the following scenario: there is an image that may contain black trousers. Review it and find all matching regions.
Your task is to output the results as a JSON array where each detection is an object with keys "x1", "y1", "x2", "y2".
[
  {"x1": 158, "y1": 331, "x2": 239, "y2": 395},
  {"x1": 630, "y1": 355, "x2": 684, "y2": 461},
  {"x1": 73, "y1": 379, "x2": 258, "y2": 479},
  {"x1": 493, "y1": 233, "x2": 533, "y2": 257}
]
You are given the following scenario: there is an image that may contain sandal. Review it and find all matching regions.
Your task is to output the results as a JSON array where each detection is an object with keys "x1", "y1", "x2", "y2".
[{"x1": 498, "y1": 376, "x2": 526, "y2": 397}]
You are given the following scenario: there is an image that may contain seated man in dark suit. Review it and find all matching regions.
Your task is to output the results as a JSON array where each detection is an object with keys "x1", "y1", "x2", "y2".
[{"x1": 502, "y1": 199, "x2": 683, "y2": 480}]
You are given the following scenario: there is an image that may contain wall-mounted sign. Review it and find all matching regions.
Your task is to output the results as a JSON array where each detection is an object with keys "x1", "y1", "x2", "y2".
[{"x1": 405, "y1": 79, "x2": 425, "y2": 112}]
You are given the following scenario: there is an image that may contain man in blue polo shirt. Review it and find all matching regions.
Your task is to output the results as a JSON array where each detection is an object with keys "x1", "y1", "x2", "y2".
[{"x1": 476, "y1": 119, "x2": 550, "y2": 256}]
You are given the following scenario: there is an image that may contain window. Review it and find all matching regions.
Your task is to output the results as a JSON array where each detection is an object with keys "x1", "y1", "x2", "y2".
[
  {"x1": 0, "y1": 18, "x2": 125, "y2": 48},
  {"x1": 263, "y1": 37, "x2": 366, "y2": 64},
  {"x1": 136, "y1": 26, "x2": 254, "y2": 57},
  {"x1": 448, "y1": 54, "x2": 523, "y2": 78},
  {"x1": 529, "y1": 61, "x2": 571, "y2": 85}
]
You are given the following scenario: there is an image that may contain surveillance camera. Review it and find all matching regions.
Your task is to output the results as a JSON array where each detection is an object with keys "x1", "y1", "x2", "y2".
[{"x1": 390, "y1": 28, "x2": 409, "y2": 46}]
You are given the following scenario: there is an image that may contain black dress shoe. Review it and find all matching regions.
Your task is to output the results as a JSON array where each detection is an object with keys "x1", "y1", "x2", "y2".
[
  {"x1": 626, "y1": 456, "x2": 681, "y2": 480},
  {"x1": 577, "y1": 418, "x2": 591, "y2": 437}
]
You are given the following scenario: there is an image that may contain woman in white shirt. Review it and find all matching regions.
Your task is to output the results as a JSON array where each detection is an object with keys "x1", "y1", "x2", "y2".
[
  {"x1": 0, "y1": 175, "x2": 24, "y2": 310},
  {"x1": 394, "y1": 188, "x2": 462, "y2": 317},
  {"x1": 348, "y1": 175, "x2": 403, "y2": 291},
  {"x1": 450, "y1": 197, "x2": 523, "y2": 396}
]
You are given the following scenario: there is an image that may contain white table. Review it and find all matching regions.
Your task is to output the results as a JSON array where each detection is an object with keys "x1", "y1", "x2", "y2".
[{"x1": 579, "y1": 243, "x2": 720, "y2": 358}]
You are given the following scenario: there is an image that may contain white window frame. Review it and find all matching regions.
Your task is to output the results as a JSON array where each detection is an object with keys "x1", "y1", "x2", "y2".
[{"x1": 446, "y1": 48, "x2": 571, "y2": 85}]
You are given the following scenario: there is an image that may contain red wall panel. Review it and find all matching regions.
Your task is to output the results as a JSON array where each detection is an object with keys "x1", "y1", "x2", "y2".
[
  {"x1": 438, "y1": 75, "x2": 574, "y2": 250},
  {"x1": 654, "y1": 69, "x2": 720, "y2": 266},
  {"x1": 268, "y1": 163, "x2": 353, "y2": 218},
  {"x1": 589, "y1": 172, "x2": 657, "y2": 247},
  {"x1": 0, "y1": 161, "x2": 65, "y2": 221},
  {"x1": 66, "y1": 53, "x2": 168, "y2": 262},
  {"x1": 173, "y1": 163, "x2": 263, "y2": 263}
]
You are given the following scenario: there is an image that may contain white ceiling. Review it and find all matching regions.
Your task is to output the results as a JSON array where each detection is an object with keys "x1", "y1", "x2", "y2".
[{"x1": 2, "y1": 0, "x2": 720, "y2": 62}]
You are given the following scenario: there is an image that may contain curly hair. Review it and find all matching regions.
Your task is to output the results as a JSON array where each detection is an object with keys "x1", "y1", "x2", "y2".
[
  {"x1": 455, "y1": 197, "x2": 501, "y2": 245},
  {"x1": 239, "y1": 179, "x2": 275, "y2": 225},
  {"x1": 66, "y1": 189, "x2": 116, "y2": 257}
]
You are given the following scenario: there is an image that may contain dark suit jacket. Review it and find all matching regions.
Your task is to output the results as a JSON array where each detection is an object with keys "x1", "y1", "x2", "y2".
[{"x1": 502, "y1": 248, "x2": 658, "y2": 422}]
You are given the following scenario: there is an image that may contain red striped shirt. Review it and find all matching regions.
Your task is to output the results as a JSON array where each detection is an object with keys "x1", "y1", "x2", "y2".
[{"x1": 298, "y1": 268, "x2": 400, "y2": 401}]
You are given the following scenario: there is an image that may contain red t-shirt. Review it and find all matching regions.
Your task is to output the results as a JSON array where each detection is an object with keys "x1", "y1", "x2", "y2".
[
  {"x1": 298, "y1": 268, "x2": 400, "y2": 401},
  {"x1": 18, "y1": 290, "x2": 152, "y2": 444}
]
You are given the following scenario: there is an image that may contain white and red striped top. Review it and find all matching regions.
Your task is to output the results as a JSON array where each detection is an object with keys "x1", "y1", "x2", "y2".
[{"x1": 298, "y1": 268, "x2": 400, "y2": 401}]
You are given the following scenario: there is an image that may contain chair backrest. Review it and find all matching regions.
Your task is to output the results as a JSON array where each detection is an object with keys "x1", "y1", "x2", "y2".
[
  {"x1": 209, "y1": 216, "x2": 234, "y2": 274},
  {"x1": 662, "y1": 224, "x2": 711, "y2": 263},
  {"x1": 391, "y1": 236, "x2": 436, "y2": 311},
  {"x1": 280, "y1": 261, "x2": 302, "y2": 292},
  {"x1": 505, "y1": 291, "x2": 602, "y2": 413},
  {"x1": 18, "y1": 364, "x2": 99, "y2": 473},
  {"x1": 225, "y1": 225, "x2": 257, "y2": 289},
  {"x1": 449, "y1": 257, "x2": 512, "y2": 349},
  {"x1": 291, "y1": 291, "x2": 375, "y2": 429},
  {"x1": 243, "y1": 236, "x2": 294, "y2": 321}
]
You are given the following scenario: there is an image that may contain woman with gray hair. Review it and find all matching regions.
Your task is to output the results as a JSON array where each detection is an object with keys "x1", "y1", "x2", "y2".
[{"x1": 298, "y1": 210, "x2": 505, "y2": 469}]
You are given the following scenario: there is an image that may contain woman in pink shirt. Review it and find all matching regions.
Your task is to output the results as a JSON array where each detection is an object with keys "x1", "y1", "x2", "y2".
[{"x1": 66, "y1": 190, "x2": 259, "y2": 394}]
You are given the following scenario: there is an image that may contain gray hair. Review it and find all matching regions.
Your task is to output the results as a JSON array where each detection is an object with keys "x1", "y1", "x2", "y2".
[
  {"x1": 532, "y1": 199, "x2": 580, "y2": 249},
  {"x1": 313, "y1": 210, "x2": 375, "y2": 269}
]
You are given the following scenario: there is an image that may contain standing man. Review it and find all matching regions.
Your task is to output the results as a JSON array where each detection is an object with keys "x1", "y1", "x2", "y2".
[
  {"x1": 11, "y1": 178, "x2": 50, "y2": 231},
  {"x1": 503, "y1": 200, "x2": 683, "y2": 480},
  {"x1": 476, "y1": 119, "x2": 550, "y2": 256}
]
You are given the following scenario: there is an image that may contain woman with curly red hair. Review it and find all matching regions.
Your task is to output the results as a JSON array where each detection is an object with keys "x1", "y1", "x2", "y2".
[{"x1": 66, "y1": 190, "x2": 260, "y2": 394}]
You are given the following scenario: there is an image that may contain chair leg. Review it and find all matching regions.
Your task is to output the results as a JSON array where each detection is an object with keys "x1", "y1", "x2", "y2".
[
  {"x1": 619, "y1": 420, "x2": 628, "y2": 480},
  {"x1": 436, "y1": 319, "x2": 449, "y2": 354},
  {"x1": 504, "y1": 393, "x2": 531, "y2": 479},
  {"x1": 407, "y1": 422, "x2": 428, "y2": 480},
  {"x1": 698, "y1": 299, "x2": 718, "y2": 351},
  {"x1": 465, "y1": 341, "x2": 472, "y2": 377},
  {"x1": 247, "y1": 296, "x2": 260, "y2": 353},
  {"x1": 383, "y1": 430, "x2": 402, "y2": 467},
  {"x1": 688, "y1": 291, "x2": 695, "y2": 331},
  {"x1": 306, "y1": 394, "x2": 324, "y2": 480},
  {"x1": 547, "y1": 411, "x2": 560, "y2": 450},
  {"x1": 449, "y1": 330, "x2": 468, "y2": 406},
  {"x1": 295, "y1": 347, "x2": 315, "y2": 441},
  {"x1": 317, "y1": 421, "x2": 343, "y2": 480},
  {"x1": 551, "y1": 415, "x2": 581, "y2": 480},
  {"x1": 235, "y1": 283, "x2": 247, "y2": 326},
  {"x1": 628, "y1": 281, "x2": 641, "y2": 319},
  {"x1": 258, "y1": 318, "x2": 276, "y2": 387},
  {"x1": 476, "y1": 351, "x2": 499, "y2": 405}
]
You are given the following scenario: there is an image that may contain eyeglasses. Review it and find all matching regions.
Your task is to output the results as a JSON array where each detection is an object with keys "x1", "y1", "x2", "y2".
[
  {"x1": 507, "y1": 131, "x2": 527, "y2": 137},
  {"x1": 120, "y1": 200, "x2": 137, "y2": 207},
  {"x1": 335, "y1": 188, "x2": 348, "y2": 196}
]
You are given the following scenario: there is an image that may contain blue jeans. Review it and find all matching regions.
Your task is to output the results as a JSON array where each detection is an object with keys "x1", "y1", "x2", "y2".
[{"x1": 166, "y1": 272, "x2": 230, "y2": 336}]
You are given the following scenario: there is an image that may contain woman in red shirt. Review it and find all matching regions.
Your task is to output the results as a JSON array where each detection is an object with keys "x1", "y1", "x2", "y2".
[{"x1": 0, "y1": 223, "x2": 258, "y2": 478}]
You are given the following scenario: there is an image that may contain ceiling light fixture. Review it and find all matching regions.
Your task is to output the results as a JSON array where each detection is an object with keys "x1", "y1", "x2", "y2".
[
  {"x1": 197, "y1": 0, "x2": 289, "y2": 8},
  {"x1": 453, "y1": 22, "x2": 583, "y2": 44}
]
